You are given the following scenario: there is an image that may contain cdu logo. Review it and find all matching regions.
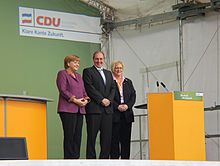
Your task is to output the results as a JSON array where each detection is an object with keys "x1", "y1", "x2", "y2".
[
  {"x1": 21, "y1": 13, "x2": 33, "y2": 24},
  {"x1": 19, "y1": 7, "x2": 34, "y2": 26}
]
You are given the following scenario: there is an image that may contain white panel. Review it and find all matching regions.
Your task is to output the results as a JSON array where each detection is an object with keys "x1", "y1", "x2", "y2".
[
  {"x1": 112, "y1": 22, "x2": 179, "y2": 105},
  {"x1": 111, "y1": 13, "x2": 220, "y2": 160},
  {"x1": 19, "y1": 7, "x2": 101, "y2": 43},
  {"x1": 182, "y1": 14, "x2": 220, "y2": 161}
]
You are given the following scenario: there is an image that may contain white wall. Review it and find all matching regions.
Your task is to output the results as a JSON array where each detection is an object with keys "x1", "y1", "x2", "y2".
[{"x1": 110, "y1": 13, "x2": 220, "y2": 160}]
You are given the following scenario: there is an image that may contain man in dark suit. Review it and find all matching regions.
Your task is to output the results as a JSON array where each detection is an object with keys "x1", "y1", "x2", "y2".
[{"x1": 83, "y1": 50, "x2": 116, "y2": 159}]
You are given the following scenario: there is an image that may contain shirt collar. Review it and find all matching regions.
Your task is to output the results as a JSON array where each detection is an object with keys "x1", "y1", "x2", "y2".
[
  {"x1": 95, "y1": 66, "x2": 104, "y2": 71},
  {"x1": 113, "y1": 75, "x2": 125, "y2": 81}
]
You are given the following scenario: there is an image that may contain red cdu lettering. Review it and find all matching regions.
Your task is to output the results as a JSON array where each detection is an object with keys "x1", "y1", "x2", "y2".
[
  {"x1": 44, "y1": 16, "x2": 52, "y2": 26},
  {"x1": 36, "y1": 16, "x2": 61, "y2": 27},
  {"x1": 36, "y1": 16, "x2": 44, "y2": 25},
  {"x1": 52, "y1": 17, "x2": 60, "y2": 27}
]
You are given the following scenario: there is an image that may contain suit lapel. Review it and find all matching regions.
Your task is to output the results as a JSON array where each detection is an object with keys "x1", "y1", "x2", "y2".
[{"x1": 92, "y1": 66, "x2": 106, "y2": 86}]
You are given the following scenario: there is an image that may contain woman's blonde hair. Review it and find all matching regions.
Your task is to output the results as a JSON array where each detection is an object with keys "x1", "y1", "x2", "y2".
[
  {"x1": 111, "y1": 61, "x2": 124, "y2": 72},
  {"x1": 64, "y1": 55, "x2": 80, "y2": 69}
]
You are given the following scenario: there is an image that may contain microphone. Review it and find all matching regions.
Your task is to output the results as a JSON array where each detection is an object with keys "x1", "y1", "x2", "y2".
[
  {"x1": 156, "y1": 81, "x2": 160, "y2": 92},
  {"x1": 160, "y1": 82, "x2": 169, "y2": 92}
]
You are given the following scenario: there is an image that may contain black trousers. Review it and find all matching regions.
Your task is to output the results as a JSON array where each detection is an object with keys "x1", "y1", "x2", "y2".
[
  {"x1": 59, "y1": 112, "x2": 83, "y2": 159},
  {"x1": 110, "y1": 115, "x2": 132, "y2": 159},
  {"x1": 85, "y1": 112, "x2": 112, "y2": 159}
]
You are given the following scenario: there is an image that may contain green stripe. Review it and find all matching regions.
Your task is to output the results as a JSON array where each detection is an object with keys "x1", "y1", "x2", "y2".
[{"x1": 174, "y1": 91, "x2": 203, "y2": 101}]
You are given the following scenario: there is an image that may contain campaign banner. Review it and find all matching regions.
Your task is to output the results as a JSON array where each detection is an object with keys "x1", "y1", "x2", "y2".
[
  {"x1": 19, "y1": 7, "x2": 101, "y2": 43},
  {"x1": 174, "y1": 91, "x2": 203, "y2": 101}
]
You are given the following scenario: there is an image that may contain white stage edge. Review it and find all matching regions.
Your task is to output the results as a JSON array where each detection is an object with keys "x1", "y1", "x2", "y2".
[{"x1": 0, "y1": 160, "x2": 220, "y2": 166}]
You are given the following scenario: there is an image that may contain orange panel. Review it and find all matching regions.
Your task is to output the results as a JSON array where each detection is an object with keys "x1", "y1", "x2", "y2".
[
  {"x1": 0, "y1": 99, "x2": 4, "y2": 136},
  {"x1": 173, "y1": 100, "x2": 206, "y2": 160},
  {"x1": 6, "y1": 100, "x2": 47, "y2": 159},
  {"x1": 148, "y1": 92, "x2": 206, "y2": 160},
  {"x1": 148, "y1": 92, "x2": 175, "y2": 160}
]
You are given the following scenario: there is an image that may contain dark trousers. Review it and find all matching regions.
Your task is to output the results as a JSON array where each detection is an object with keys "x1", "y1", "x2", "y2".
[
  {"x1": 59, "y1": 112, "x2": 83, "y2": 159},
  {"x1": 110, "y1": 115, "x2": 132, "y2": 159},
  {"x1": 86, "y1": 112, "x2": 112, "y2": 159}
]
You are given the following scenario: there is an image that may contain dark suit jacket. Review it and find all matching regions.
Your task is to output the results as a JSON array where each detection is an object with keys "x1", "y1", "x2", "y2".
[
  {"x1": 113, "y1": 78, "x2": 136, "y2": 123},
  {"x1": 83, "y1": 66, "x2": 116, "y2": 114}
]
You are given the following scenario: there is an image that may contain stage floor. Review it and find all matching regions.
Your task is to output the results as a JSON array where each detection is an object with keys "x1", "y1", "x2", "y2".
[{"x1": 0, "y1": 160, "x2": 220, "y2": 166}]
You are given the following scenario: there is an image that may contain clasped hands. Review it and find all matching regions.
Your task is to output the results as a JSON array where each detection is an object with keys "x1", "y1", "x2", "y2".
[
  {"x1": 101, "y1": 98, "x2": 111, "y2": 107},
  {"x1": 118, "y1": 104, "x2": 128, "y2": 112},
  {"x1": 69, "y1": 96, "x2": 89, "y2": 107}
]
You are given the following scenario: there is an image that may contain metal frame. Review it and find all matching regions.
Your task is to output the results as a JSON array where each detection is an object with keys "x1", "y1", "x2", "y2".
[
  {"x1": 132, "y1": 112, "x2": 220, "y2": 160},
  {"x1": 79, "y1": 0, "x2": 115, "y2": 20},
  {"x1": 114, "y1": 1, "x2": 220, "y2": 28},
  {"x1": 131, "y1": 114, "x2": 148, "y2": 159}
]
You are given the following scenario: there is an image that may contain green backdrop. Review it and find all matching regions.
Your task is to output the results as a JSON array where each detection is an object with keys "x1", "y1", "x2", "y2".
[{"x1": 0, "y1": 0, "x2": 100, "y2": 159}]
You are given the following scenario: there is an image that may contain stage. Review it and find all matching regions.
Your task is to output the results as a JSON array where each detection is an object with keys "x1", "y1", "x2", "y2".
[{"x1": 0, "y1": 160, "x2": 220, "y2": 166}]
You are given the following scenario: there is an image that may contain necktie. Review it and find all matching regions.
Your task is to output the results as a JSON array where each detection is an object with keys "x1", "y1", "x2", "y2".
[{"x1": 98, "y1": 68, "x2": 106, "y2": 85}]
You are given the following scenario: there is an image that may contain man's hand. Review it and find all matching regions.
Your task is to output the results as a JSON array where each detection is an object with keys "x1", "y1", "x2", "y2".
[{"x1": 101, "y1": 98, "x2": 110, "y2": 107}]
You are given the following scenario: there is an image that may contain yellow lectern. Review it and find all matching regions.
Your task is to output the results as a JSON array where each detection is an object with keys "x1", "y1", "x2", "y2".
[
  {"x1": 0, "y1": 94, "x2": 52, "y2": 159},
  {"x1": 148, "y1": 91, "x2": 206, "y2": 160}
]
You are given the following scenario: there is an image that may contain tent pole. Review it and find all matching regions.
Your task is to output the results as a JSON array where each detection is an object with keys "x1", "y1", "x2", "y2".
[{"x1": 179, "y1": 19, "x2": 184, "y2": 91}]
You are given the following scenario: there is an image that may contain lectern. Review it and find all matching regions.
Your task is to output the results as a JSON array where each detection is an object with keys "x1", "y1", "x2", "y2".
[
  {"x1": 0, "y1": 94, "x2": 52, "y2": 159},
  {"x1": 148, "y1": 91, "x2": 206, "y2": 160}
]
